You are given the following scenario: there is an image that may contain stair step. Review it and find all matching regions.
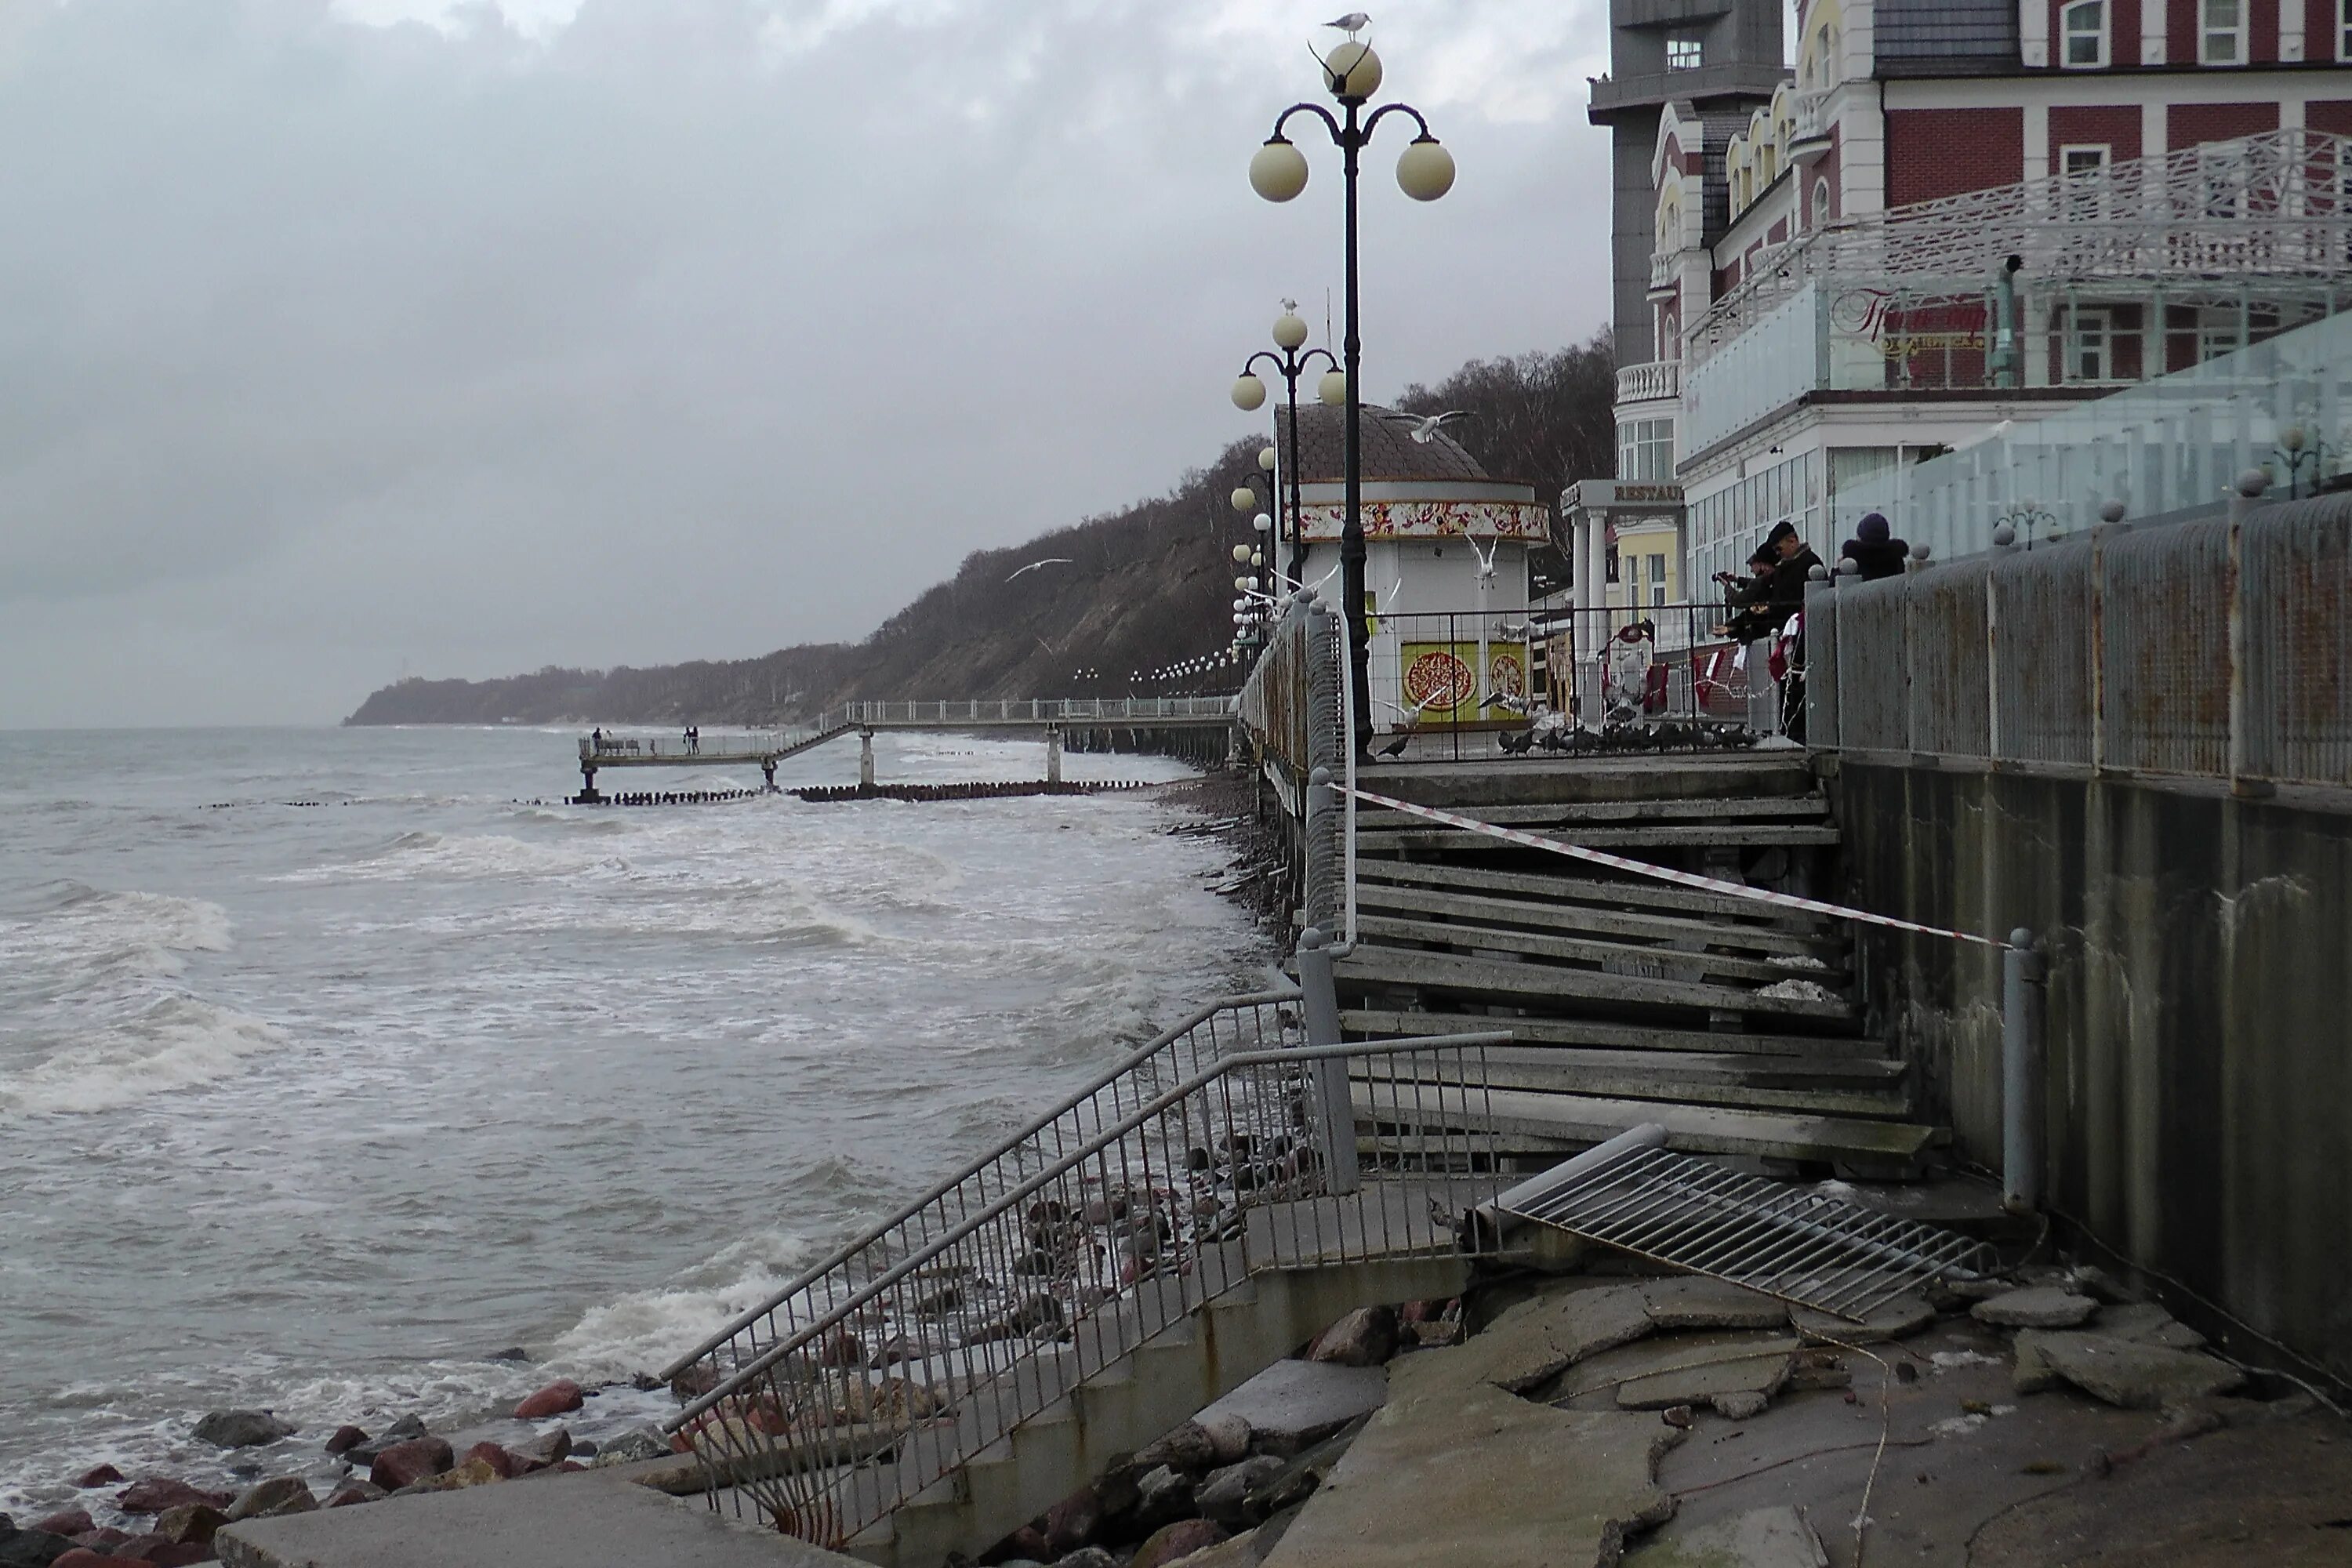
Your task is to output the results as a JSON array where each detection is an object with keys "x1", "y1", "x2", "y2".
[
  {"x1": 1352, "y1": 910, "x2": 1835, "y2": 988},
  {"x1": 1356, "y1": 822, "x2": 1844, "y2": 852},
  {"x1": 1353, "y1": 880, "x2": 1843, "y2": 959},
  {"x1": 1403, "y1": 1084, "x2": 1944, "y2": 1165},
  {"x1": 1346, "y1": 1007, "x2": 1871, "y2": 1058},
  {"x1": 1351, "y1": 794, "x2": 1830, "y2": 829},
  {"x1": 1337, "y1": 943, "x2": 1857, "y2": 1023},
  {"x1": 1405, "y1": 1044, "x2": 1908, "y2": 1118},
  {"x1": 1355, "y1": 857, "x2": 1834, "y2": 929}
]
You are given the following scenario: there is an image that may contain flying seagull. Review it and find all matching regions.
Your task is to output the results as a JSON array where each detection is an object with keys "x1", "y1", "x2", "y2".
[
  {"x1": 1401, "y1": 409, "x2": 1471, "y2": 445},
  {"x1": 1323, "y1": 13, "x2": 1370, "y2": 38},
  {"x1": 1005, "y1": 557, "x2": 1073, "y2": 582}
]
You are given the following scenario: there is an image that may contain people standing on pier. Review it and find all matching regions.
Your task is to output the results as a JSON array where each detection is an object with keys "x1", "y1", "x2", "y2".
[
  {"x1": 1715, "y1": 550, "x2": 1776, "y2": 641},
  {"x1": 684, "y1": 725, "x2": 699, "y2": 754}
]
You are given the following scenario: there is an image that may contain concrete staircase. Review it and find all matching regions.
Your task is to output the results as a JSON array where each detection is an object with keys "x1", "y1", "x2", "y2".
[
  {"x1": 841, "y1": 1253, "x2": 1466, "y2": 1567},
  {"x1": 1337, "y1": 753, "x2": 1943, "y2": 1177}
]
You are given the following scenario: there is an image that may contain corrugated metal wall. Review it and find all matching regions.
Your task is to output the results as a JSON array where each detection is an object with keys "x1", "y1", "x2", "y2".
[{"x1": 1813, "y1": 494, "x2": 2352, "y2": 789}]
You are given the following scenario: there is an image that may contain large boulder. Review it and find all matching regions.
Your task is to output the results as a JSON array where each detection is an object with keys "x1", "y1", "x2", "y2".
[
  {"x1": 1040, "y1": 1484, "x2": 1103, "y2": 1557},
  {"x1": 1196, "y1": 1456, "x2": 1286, "y2": 1528},
  {"x1": 589, "y1": 1428, "x2": 670, "y2": 1467},
  {"x1": 69, "y1": 1468, "x2": 122, "y2": 1490},
  {"x1": 322, "y1": 1425, "x2": 368, "y2": 1456},
  {"x1": 22, "y1": 1518, "x2": 85, "y2": 1544},
  {"x1": 193, "y1": 1410, "x2": 296, "y2": 1450},
  {"x1": 223, "y1": 1475, "x2": 318, "y2": 1521},
  {"x1": 1131, "y1": 1519, "x2": 1228, "y2": 1568},
  {"x1": 1196, "y1": 1360, "x2": 1386, "y2": 1458},
  {"x1": 0, "y1": 1527, "x2": 77, "y2": 1568},
  {"x1": 368, "y1": 1436, "x2": 456, "y2": 1492},
  {"x1": 1130, "y1": 1467, "x2": 1197, "y2": 1534},
  {"x1": 510, "y1": 1427, "x2": 572, "y2": 1468},
  {"x1": 512, "y1": 1379, "x2": 585, "y2": 1420},
  {"x1": 1134, "y1": 1423, "x2": 1218, "y2": 1474},
  {"x1": 151, "y1": 1504, "x2": 226, "y2": 1546},
  {"x1": 114, "y1": 1480, "x2": 230, "y2": 1516},
  {"x1": 1306, "y1": 1307, "x2": 1398, "y2": 1367},
  {"x1": 324, "y1": 1480, "x2": 386, "y2": 1508}
]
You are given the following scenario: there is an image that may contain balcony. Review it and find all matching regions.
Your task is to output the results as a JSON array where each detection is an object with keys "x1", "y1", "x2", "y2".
[
  {"x1": 1649, "y1": 252, "x2": 1678, "y2": 293},
  {"x1": 1789, "y1": 88, "x2": 1834, "y2": 163},
  {"x1": 1616, "y1": 359, "x2": 1680, "y2": 405}
]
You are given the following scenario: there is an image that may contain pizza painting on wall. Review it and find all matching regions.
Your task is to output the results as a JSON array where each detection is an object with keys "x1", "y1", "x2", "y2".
[{"x1": 1296, "y1": 499, "x2": 1549, "y2": 543}]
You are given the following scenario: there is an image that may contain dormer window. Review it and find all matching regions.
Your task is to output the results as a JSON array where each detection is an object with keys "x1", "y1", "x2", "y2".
[
  {"x1": 1667, "y1": 33, "x2": 1703, "y2": 70},
  {"x1": 2201, "y1": 0, "x2": 2245, "y2": 64},
  {"x1": 2061, "y1": 0, "x2": 2107, "y2": 66},
  {"x1": 2341, "y1": 0, "x2": 2352, "y2": 60}
]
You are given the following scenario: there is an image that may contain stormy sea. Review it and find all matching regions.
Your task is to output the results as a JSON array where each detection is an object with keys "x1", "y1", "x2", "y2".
[{"x1": 0, "y1": 725, "x2": 1268, "y2": 1520}]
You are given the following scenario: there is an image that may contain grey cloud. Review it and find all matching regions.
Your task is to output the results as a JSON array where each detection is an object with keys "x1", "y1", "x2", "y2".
[{"x1": 0, "y1": 0, "x2": 1609, "y2": 726}]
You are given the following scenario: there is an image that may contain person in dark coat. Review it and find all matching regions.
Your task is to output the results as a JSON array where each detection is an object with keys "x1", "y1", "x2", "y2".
[
  {"x1": 1839, "y1": 512, "x2": 1910, "y2": 581},
  {"x1": 1715, "y1": 549, "x2": 1777, "y2": 641},
  {"x1": 1765, "y1": 521, "x2": 1824, "y2": 618}
]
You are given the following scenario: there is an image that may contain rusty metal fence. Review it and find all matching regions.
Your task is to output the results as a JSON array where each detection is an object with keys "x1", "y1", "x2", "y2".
[{"x1": 1809, "y1": 491, "x2": 2352, "y2": 789}]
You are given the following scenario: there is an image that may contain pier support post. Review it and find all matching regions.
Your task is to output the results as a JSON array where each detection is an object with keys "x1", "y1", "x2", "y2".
[
  {"x1": 1297, "y1": 926, "x2": 1360, "y2": 1196},
  {"x1": 2002, "y1": 927, "x2": 2045, "y2": 1214},
  {"x1": 1045, "y1": 726, "x2": 1062, "y2": 785},
  {"x1": 578, "y1": 764, "x2": 601, "y2": 804},
  {"x1": 859, "y1": 728, "x2": 876, "y2": 789}
]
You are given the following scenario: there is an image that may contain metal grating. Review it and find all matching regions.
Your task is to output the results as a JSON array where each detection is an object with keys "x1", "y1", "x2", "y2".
[{"x1": 1494, "y1": 1128, "x2": 1996, "y2": 1321}]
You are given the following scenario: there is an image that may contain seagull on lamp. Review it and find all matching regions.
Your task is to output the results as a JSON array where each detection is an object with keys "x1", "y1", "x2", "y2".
[
  {"x1": 1323, "y1": 13, "x2": 1371, "y2": 38},
  {"x1": 1399, "y1": 409, "x2": 1471, "y2": 445},
  {"x1": 1005, "y1": 557, "x2": 1073, "y2": 582},
  {"x1": 1467, "y1": 535, "x2": 1499, "y2": 590}
]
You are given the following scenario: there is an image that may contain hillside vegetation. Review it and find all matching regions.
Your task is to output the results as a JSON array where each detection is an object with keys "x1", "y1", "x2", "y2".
[{"x1": 344, "y1": 333, "x2": 1613, "y2": 726}]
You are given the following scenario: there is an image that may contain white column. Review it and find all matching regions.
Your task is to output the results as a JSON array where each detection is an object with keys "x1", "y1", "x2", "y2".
[
  {"x1": 2143, "y1": 100, "x2": 2167, "y2": 162},
  {"x1": 2024, "y1": 101, "x2": 2051, "y2": 182},
  {"x1": 2281, "y1": 0, "x2": 2307, "y2": 61},
  {"x1": 2021, "y1": 0, "x2": 2051, "y2": 67},
  {"x1": 2140, "y1": 0, "x2": 2167, "y2": 64}
]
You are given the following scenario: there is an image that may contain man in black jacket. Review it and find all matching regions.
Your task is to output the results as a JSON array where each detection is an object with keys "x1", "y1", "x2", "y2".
[{"x1": 1765, "y1": 520, "x2": 1824, "y2": 619}]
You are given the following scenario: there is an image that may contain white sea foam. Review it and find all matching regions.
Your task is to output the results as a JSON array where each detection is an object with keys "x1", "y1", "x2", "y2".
[
  {"x1": 275, "y1": 830, "x2": 620, "y2": 884},
  {"x1": 548, "y1": 1229, "x2": 821, "y2": 1380},
  {"x1": 0, "y1": 996, "x2": 292, "y2": 1116},
  {"x1": 0, "y1": 887, "x2": 235, "y2": 982}
]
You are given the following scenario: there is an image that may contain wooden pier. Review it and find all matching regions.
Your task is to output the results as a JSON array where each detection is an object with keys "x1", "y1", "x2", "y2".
[{"x1": 572, "y1": 698, "x2": 1236, "y2": 802}]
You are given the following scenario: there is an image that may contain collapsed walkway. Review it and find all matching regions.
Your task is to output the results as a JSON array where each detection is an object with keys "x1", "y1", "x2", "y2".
[{"x1": 1334, "y1": 750, "x2": 1944, "y2": 1178}]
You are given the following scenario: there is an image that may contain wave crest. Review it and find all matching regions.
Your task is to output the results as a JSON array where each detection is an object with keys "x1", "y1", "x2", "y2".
[{"x1": 0, "y1": 996, "x2": 291, "y2": 1117}]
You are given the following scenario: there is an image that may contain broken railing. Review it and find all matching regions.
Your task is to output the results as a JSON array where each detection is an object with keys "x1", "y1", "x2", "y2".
[{"x1": 656, "y1": 996, "x2": 1504, "y2": 1549}]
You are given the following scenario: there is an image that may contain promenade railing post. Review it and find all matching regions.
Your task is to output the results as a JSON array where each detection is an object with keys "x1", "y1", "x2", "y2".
[
  {"x1": 2001, "y1": 927, "x2": 2045, "y2": 1213},
  {"x1": 1295, "y1": 926, "x2": 1359, "y2": 1196}
]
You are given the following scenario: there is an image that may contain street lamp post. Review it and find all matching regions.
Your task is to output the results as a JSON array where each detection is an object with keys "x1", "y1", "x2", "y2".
[
  {"x1": 1251, "y1": 38, "x2": 1454, "y2": 755},
  {"x1": 1232, "y1": 306, "x2": 1341, "y2": 586}
]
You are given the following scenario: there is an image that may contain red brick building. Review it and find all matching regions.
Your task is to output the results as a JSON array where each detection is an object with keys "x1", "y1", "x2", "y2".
[{"x1": 1573, "y1": 0, "x2": 2352, "y2": 603}]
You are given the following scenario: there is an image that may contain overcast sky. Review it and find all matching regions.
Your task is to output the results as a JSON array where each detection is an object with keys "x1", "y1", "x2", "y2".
[{"x1": 1, "y1": 0, "x2": 1613, "y2": 728}]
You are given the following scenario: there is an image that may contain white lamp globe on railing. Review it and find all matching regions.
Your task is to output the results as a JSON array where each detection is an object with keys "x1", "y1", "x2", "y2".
[
  {"x1": 1231, "y1": 373, "x2": 1268, "y2": 412},
  {"x1": 1318, "y1": 370, "x2": 1348, "y2": 405},
  {"x1": 1272, "y1": 311, "x2": 1309, "y2": 351},
  {"x1": 1230, "y1": 486, "x2": 1258, "y2": 514},
  {"x1": 1258, "y1": 444, "x2": 1278, "y2": 474},
  {"x1": 1232, "y1": 543, "x2": 1253, "y2": 564}
]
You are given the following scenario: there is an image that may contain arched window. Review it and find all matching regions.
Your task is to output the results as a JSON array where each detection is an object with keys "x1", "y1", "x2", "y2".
[
  {"x1": 1813, "y1": 177, "x2": 1831, "y2": 227},
  {"x1": 2061, "y1": 0, "x2": 2107, "y2": 67}
]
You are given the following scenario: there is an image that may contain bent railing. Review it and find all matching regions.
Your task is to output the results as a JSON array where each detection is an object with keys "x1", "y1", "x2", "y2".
[{"x1": 658, "y1": 1017, "x2": 1504, "y2": 1550}]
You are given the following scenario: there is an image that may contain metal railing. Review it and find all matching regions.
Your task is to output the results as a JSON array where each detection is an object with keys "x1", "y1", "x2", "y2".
[
  {"x1": 826, "y1": 697, "x2": 1236, "y2": 728},
  {"x1": 1356, "y1": 604, "x2": 1788, "y2": 763},
  {"x1": 658, "y1": 1002, "x2": 1502, "y2": 1549},
  {"x1": 1806, "y1": 488, "x2": 2352, "y2": 789},
  {"x1": 579, "y1": 733, "x2": 804, "y2": 761}
]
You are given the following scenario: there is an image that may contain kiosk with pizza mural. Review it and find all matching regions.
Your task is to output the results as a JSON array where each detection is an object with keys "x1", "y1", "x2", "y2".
[{"x1": 1267, "y1": 401, "x2": 1545, "y2": 733}]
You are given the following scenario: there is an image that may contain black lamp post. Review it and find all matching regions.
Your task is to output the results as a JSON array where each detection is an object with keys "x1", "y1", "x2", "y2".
[
  {"x1": 2270, "y1": 423, "x2": 2334, "y2": 498},
  {"x1": 1232, "y1": 304, "x2": 1340, "y2": 586},
  {"x1": 1252, "y1": 37, "x2": 1454, "y2": 756}
]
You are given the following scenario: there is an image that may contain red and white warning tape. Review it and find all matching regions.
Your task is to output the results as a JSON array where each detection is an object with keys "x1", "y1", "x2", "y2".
[{"x1": 1341, "y1": 784, "x2": 2009, "y2": 950}]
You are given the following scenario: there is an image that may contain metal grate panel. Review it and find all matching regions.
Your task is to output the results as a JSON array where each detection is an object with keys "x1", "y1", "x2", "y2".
[{"x1": 1494, "y1": 1128, "x2": 1996, "y2": 1321}]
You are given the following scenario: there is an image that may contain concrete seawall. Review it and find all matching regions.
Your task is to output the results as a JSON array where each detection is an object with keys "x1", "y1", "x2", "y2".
[{"x1": 1829, "y1": 757, "x2": 2352, "y2": 1387}]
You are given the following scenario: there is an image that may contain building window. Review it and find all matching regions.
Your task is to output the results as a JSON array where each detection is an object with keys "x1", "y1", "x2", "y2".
[
  {"x1": 2342, "y1": 0, "x2": 2352, "y2": 60},
  {"x1": 2062, "y1": 0, "x2": 2107, "y2": 65},
  {"x1": 2201, "y1": 143, "x2": 2250, "y2": 217},
  {"x1": 2065, "y1": 308, "x2": 2113, "y2": 382},
  {"x1": 1646, "y1": 553, "x2": 1668, "y2": 606},
  {"x1": 2060, "y1": 144, "x2": 2111, "y2": 218},
  {"x1": 1667, "y1": 33, "x2": 1703, "y2": 70},
  {"x1": 1812, "y1": 176, "x2": 1831, "y2": 227},
  {"x1": 2201, "y1": 0, "x2": 2245, "y2": 64},
  {"x1": 1617, "y1": 418, "x2": 1675, "y2": 481}
]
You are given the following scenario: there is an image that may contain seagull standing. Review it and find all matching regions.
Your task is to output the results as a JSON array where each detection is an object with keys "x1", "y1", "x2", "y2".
[
  {"x1": 1004, "y1": 557, "x2": 1073, "y2": 582},
  {"x1": 1323, "y1": 13, "x2": 1371, "y2": 38}
]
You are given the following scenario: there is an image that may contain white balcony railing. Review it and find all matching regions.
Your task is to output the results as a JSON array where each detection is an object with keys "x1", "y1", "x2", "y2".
[
  {"x1": 1791, "y1": 87, "x2": 1832, "y2": 149},
  {"x1": 1616, "y1": 359, "x2": 1680, "y2": 404},
  {"x1": 1649, "y1": 251, "x2": 1677, "y2": 291}
]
